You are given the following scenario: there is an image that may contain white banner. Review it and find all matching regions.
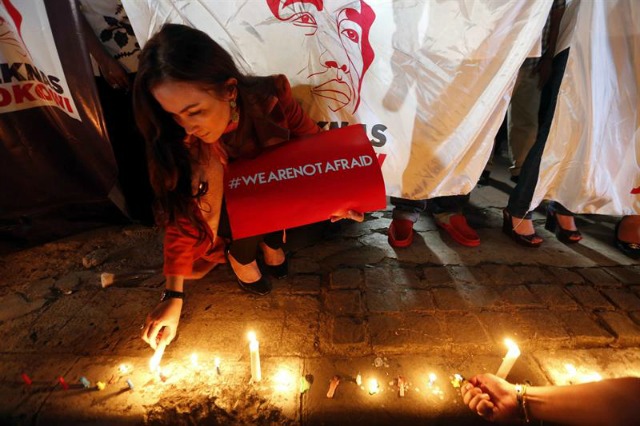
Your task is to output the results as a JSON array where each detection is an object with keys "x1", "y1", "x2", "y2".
[
  {"x1": 0, "y1": 0, "x2": 80, "y2": 120},
  {"x1": 533, "y1": 0, "x2": 640, "y2": 215},
  {"x1": 123, "y1": 0, "x2": 551, "y2": 199}
]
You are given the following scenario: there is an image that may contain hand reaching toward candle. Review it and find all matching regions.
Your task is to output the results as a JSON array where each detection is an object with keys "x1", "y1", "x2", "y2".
[
  {"x1": 462, "y1": 373, "x2": 640, "y2": 425},
  {"x1": 142, "y1": 298, "x2": 183, "y2": 349}
]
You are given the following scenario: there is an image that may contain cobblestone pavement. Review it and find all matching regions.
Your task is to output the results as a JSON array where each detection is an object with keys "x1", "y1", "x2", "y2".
[{"x1": 1, "y1": 164, "x2": 639, "y2": 425}]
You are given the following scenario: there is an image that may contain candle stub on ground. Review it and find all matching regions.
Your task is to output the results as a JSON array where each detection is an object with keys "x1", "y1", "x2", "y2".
[{"x1": 326, "y1": 375, "x2": 340, "y2": 398}]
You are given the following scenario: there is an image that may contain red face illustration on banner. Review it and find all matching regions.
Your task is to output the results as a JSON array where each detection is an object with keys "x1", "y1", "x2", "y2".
[
  {"x1": 267, "y1": 0, "x2": 375, "y2": 114},
  {"x1": 0, "y1": 0, "x2": 30, "y2": 62}
]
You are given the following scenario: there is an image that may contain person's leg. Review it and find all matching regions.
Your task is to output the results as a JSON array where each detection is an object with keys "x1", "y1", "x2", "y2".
[
  {"x1": 260, "y1": 230, "x2": 286, "y2": 267},
  {"x1": 615, "y1": 215, "x2": 640, "y2": 258},
  {"x1": 506, "y1": 49, "x2": 570, "y2": 242},
  {"x1": 546, "y1": 201, "x2": 582, "y2": 243},
  {"x1": 508, "y1": 64, "x2": 541, "y2": 181},
  {"x1": 388, "y1": 197, "x2": 427, "y2": 247}
]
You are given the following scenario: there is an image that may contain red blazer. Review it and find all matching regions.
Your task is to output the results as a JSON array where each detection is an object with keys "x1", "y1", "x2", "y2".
[{"x1": 163, "y1": 75, "x2": 320, "y2": 276}]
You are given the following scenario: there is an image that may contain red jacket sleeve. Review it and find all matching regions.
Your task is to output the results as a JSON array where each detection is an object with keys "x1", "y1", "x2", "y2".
[
  {"x1": 163, "y1": 215, "x2": 211, "y2": 276},
  {"x1": 273, "y1": 74, "x2": 321, "y2": 137}
]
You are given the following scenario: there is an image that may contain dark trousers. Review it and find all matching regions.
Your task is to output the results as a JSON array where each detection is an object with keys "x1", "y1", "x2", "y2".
[
  {"x1": 391, "y1": 195, "x2": 470, "y2": 222},
  {"x1": 506, "y1": 49, "x2": 573, "y2": 218},
  {"x1": 217, "y1": 200, "x2": 283, "y2": 265}
]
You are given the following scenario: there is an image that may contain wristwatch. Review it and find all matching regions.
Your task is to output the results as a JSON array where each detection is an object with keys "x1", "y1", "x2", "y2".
[{"x1": 160, "y1": 289, "x2": 185, "y2": 302}]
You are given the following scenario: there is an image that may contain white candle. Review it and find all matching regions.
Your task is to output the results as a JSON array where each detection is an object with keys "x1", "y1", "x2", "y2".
[
  {"x1": 428, "y1": 373, "x2": 437, "y2": 387},
  {"x1": 248, "y1": 331, "x2": 261, "y2": 382},
  {"x1": 149, "y1": 342, "x2": 166, "y2": 374},
  {"x1": 496, "y1": 338, "x2": 521, "y2": 379},
  {"x1": 368, "y1": 378, "x2": 379, "y2": 395},
  {"x1": 215, "y1": 357, "x2": 221, "y2": 375}
]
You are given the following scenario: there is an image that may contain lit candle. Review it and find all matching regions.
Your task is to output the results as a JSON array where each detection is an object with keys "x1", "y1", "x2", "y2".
[
  {"x1": 356, "y1": 373, "x2": 362, "y2": 387},
  {"x1": 248, "y1": 331, "x2": 261, "y2": 382},
  {"x1": 428, "y1": 373, "x2": 437, "y2": 387},
  {"x1": 126, "y1": 379, "x2": 134, "y2": 391},
  {"x1": 397, "y1": 376, "x2": 406, "y2": 397},
  {"x1": 190, "y1": 353, "x2": 199, "y2": 368},
  {"x1": 215, "y1": 357, "x2": 221, "y2": 375},
  {"x1": 496, "y1": 338, "x2": 521, "y2": 379},
  {"x1": 118, "y1": 364, "x2": 132, "y2": 375},
  {"x1": 149, "y1": 342, "x2": 166, "y2": 374},
  {"x1": 96, "y1": 381, "x2": 106, "y2": 391},
  {"x1": 368, "y1": 378, "x2": 380, "y2": 395}
]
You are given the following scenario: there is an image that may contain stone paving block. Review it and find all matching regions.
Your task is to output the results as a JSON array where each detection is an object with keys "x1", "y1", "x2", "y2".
[
  {"x1": 446, "y1": 265, "x2": 489, "y2": 285},
  {"x1": 566, "y1": 285, "x2": 614, "y2": 310},
  {"x1": 325, "y1": 290, "x2": 363, "y2": 315},
  {"x1": 332, "y1": 316, "x2": 367, "y2": 345},
  {"x1": 432, "y1": 287, "x2": 472, "y2": 311},
  {"x1": 457, "y1": 285, "x2": 501, "y2": 309},
  {"x1": 279, "y1": 317, "x2": 320, "y2": 357},
  {"x1": 369, "y1": 314, "x2": 447, "y2": 351},
  {"x1": 556, "y1": 311, "x2": 615, "y2": 347},
  {"x1": 441, "y1": 313, "x2": 492, "y2": 347},
  {"x1": 421, "y1": 266, "x2": 454, "y2": 287},
  {"x1": 498, "y1": 286, "x2": 542, "y2": 308},
  {"x1": 575, "y1": 268, "x2": 621, "y2": 287},
  {"x1": 510, "y1": 266, "x2": 552, "y2": 284},
  {"x1": 398, "y1": 289, "x2": 435, "y2": 312},
  {"x1": 290, "y1": 274, "x2": 322, "y2": 294},
  {"x1": 602, "y1": 266, "x2": 640, "y2": 285},
  {"x1": 324, "y1": 245, "x2": 388, "y2": 268},
  {"x1": 477, "y1": 310, "x2": 569, "y2": 348},
  {"x1": 480, "y1": 264, "x2": 526, "y2": 286},
  {"x1": 601, "y1": 289, "x2": 640, "y2": 311},
  {"x1": 290, "y1": 257, "x2": 321, "y2": 274},
  {"x1": 528, "y1": 284, "x2": 579, "y2": 310},
  {"x1": 548, "y1": 267, "x2": 585, "y2": 284},
  {"x1": 366, "y1": 290, "x2": 401, "y2": 312},
  {"x1": 330, "y1": 268, "x2": 364, "y2": 289},
  {"x1": 596, "y1": 311, "x2": 640, "y2": 346},
  {"x1": 365, "y1": 267, "x2": 421, "y2": 290}
]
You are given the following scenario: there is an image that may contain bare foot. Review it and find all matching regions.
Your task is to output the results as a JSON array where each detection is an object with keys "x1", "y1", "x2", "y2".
[{"x1": 512, "y1": 217, "x2": 543, "y2": 244}]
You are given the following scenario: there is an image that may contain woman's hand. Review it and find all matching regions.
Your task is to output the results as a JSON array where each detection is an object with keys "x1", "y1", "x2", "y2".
[
  {"x1": 330, "y1": 209, "x2": 364, "y2": 223},
  {"x1": 461, "y1": 373, "x2": 519, "y2": 423},
  {"x1": 141, "y1": 298, "x2": 183, "y2": 349}
]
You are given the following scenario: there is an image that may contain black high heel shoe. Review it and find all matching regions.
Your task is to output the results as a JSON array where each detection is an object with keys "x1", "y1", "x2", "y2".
[
  {"x1": 502, "y1": 209, "x2": 543, "y2": 248},
  {"x1": 226, "y1": 250, "x2": 271, "y2": 296},
  {"x1": 265, "y1": 258, "x2": 289, "y2": 279},
  {"x1": 614, "y1": 219, "x2": 640, "y2": 259},
  {"x1": 545, "y1": 207, "x2": 582, "y2": 244}
]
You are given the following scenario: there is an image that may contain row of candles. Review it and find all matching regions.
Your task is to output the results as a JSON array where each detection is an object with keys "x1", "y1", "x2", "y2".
[{"x1": 18, "y1": 335, "x2": 602, "y2": 396}]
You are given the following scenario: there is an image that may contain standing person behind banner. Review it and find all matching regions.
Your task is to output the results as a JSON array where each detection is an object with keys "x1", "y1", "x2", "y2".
[
  {"x1": 133, "y1": 24, "x2": 362, "y2": 350},
  {"x1": 78, "y1": 0, "x2": 154, "y2": 224},
  {"x1": 502, "y1": 0, "x2": 583, "y2": 247}
]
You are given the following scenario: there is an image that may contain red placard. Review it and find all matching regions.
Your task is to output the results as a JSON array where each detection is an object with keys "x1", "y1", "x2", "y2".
[{"x1": 224, "y1": 125, "x2": 386, "y2": 239}]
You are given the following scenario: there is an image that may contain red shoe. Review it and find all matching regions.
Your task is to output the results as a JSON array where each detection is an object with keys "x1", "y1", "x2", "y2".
[
  {"x1": 435, "y1": 213, "x2": 480, "y2": 247},
  {"x1": 388, "y1": 218, "x2": 414, "y2": 248}
]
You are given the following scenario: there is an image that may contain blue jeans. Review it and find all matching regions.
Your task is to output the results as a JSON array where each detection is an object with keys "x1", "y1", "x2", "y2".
[{"x1": 507, "y1": 49, "x2": 572, "y2": 218}]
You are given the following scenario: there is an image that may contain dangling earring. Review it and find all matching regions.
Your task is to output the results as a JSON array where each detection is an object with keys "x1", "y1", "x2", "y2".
[{"x1": 230, "y1": 99, "x2": 239, "y2": 123}]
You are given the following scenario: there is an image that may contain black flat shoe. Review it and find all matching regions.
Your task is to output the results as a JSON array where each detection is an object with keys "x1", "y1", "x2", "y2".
[
  {"x1": 265, "y1": 258, "x2": 288, "y2": 279},
  {"x1": 614, "y1": 219, "x2": 640, "y2": 259},
  {"x1": 545, "y1": 207, "x2": 582, "y2": 244},
  {"x1": 502, "y1": 209, "x2": 543, "y2": 248},
  {"x1": 237, "y1": 275, "x2": 272, "y2": 296}
]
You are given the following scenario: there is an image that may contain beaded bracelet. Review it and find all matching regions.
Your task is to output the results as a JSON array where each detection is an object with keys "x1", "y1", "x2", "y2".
[{"x1": 515, "y1": 384, "x2": 531, "y2": 423}]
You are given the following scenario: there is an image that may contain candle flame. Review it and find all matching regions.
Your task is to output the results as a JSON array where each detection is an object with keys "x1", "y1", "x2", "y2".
[
  {"x1": 565, "y1": 363, "x2": 577, "y2": 376},
  {"x1": 504, "y1": 338, "x2": 521, "y2": 356},
  {"x1": 368, "y1": 378, "x2": 380, "y2": 394},
  {"x1": 119, "y1": 363, "x2": 131, "y2": 374},
  {"x1": 190, "y1": 353, "x2": 199, "y2": 367},
  {"x1": 248, "y1": 331, "x2": 257, "y2": 342},
  {"x1": 215, "y1": 357, "x2": 221, "y2": 368}
]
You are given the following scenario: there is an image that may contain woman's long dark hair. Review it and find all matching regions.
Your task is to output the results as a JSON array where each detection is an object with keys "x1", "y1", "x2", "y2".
[{"x1": 134, "y1": 23, "x2": 254, "y2": 240}]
